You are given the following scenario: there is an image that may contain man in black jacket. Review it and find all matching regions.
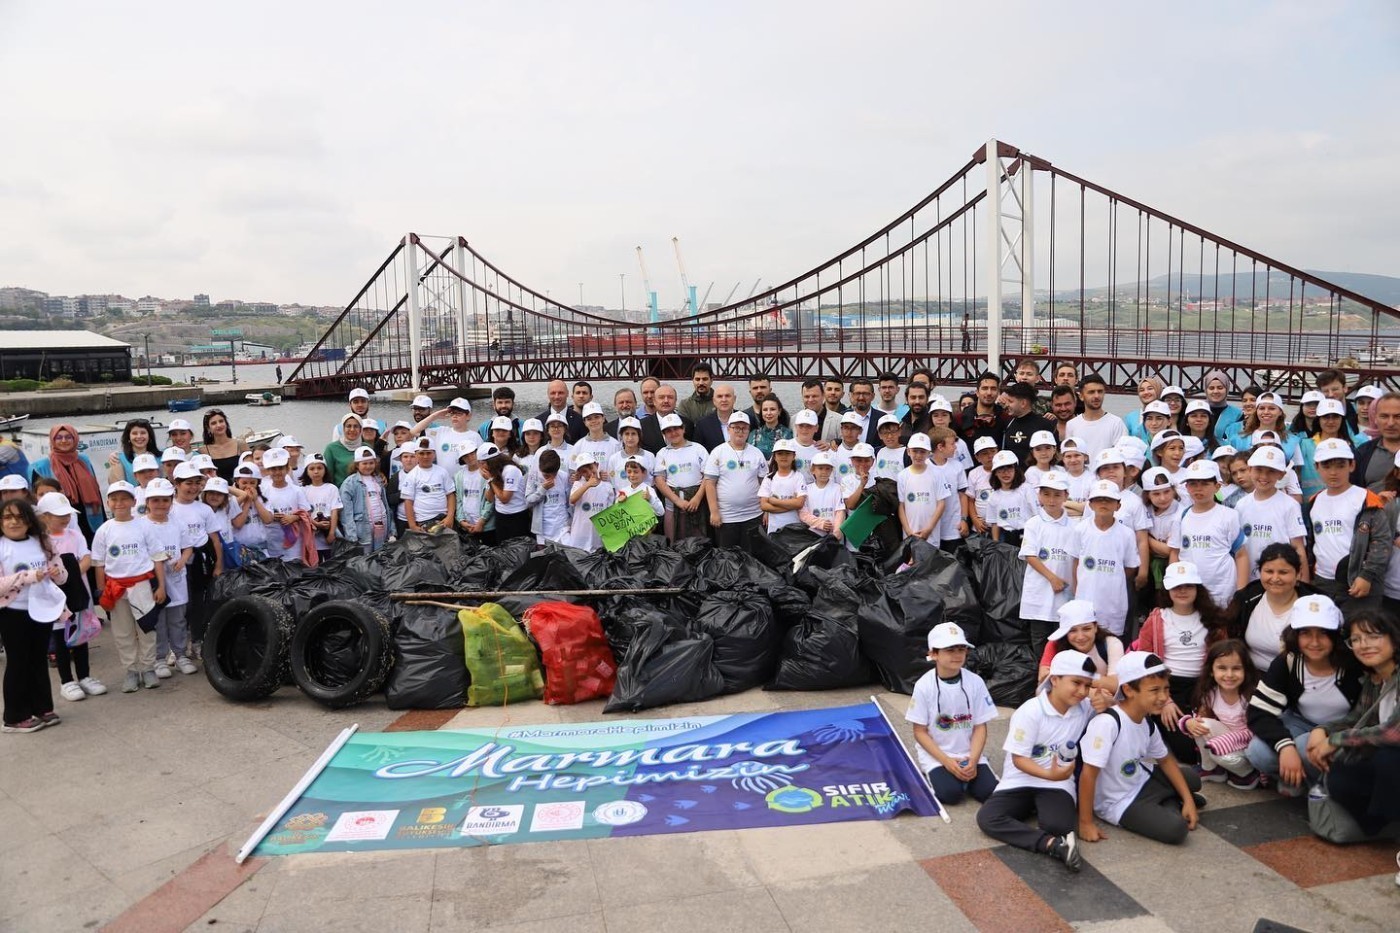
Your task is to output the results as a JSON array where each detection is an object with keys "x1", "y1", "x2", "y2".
[
  {"x1": 535, "y1": 378, "x2": 586, "y2": 443},
  {"x1": 1000, "y1": 382, "x2": 1055, "y2": 464},
  {"x1": 1351, "y1": 392, "x2": 1400, "y2": 489},
  {"x1": 641, "y1": 384, "x2": 696, "y2": 453}
]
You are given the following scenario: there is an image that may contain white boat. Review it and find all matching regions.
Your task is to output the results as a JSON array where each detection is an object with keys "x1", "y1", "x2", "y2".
[
  {"x1": 246, "y1": 392, "x2": 282, "y2": 406},
  {"x1": 20, "y1": 423, "x2": 125, "y2": 464},
  {"x1": 243, "y1": 429, "x2": 283, "y2": 447},
  {"x1": 0, "y1": 413, "x2": 29, "y2": 433}
]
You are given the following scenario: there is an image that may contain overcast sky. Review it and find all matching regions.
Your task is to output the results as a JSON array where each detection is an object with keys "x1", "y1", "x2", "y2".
[{"x1": 2, "y1": 1, "x2": 1397, "y2": 310}]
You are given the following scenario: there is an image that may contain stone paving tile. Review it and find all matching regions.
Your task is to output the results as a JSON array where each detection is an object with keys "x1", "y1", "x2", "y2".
[
  {"x1": 0, "y1": 833, "x2": 125, "y2": 924},
  {"x1": 1245, "y1": 834, "x2": 1396, "y2": 888},
  {"x1": 1196, "y1": 794, "x2": 1313, "y2": 847},
  {"x1": 0, "y1": 879, "x2": 131, "y2": 933},
  {"x1": 430, "y1": 840, "x2": 601, "y2": 929},
  {"x1": 1308, "y1": 875, "x2": 1400, "y2": 931},
  {"x1": 256, "y1": 892, "x2": 432, "y2": 933},
  {"x1": 882, "y1": 808, "x2": 989, "y2": 860},
  {"x1": 55, "y1": 787, "x2": 244, "y2": 879},
  {"x1": 736, "y1": 819, "x2": 914, "y2": 884},
  {"x1": 261, "y1": 849, "x2": 437, "y2": 914},
  {"x1": 187, "y1": 870, "x2": 275, "y2": 931},
  {"x1": 603, "y1": 887, "x2": 792, "y2": 933},
  {"x1": 767, "y1": 860, "x2": 975, "y2": 933},
  {"x1": 921, "y1": 847, "x2": 1072, "y2": 933},
  {"x1": 0, "y1": 793, "x2": 48, "y2": 856},
  {"x1": 586, "y1": 828, "x2": 762, "y2": 905},
  {"x1": 431, "y1": 910, "x2": 608, "y2": 933},
  {"x1": 995, "y1": 844, "x2": 1150, "y2": 925}
]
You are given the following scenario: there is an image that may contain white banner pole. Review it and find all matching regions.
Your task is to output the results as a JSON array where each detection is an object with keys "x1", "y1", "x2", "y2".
[{"x1": 236, "y1": 724, "x2": 360, "y2": 863}]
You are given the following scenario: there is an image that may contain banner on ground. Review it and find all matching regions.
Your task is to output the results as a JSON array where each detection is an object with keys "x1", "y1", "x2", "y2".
[
  {"x1": 251, "y1": 702, "x2": 939, "y2": 856},
  {"x1": 591, "y1": 492, "x2": 659, "y2": 552}
]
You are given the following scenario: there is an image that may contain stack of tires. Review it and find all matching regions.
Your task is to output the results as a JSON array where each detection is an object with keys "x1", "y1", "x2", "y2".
[{"x1": 204, "y1": 597, "x2": 393, "y2": 709}]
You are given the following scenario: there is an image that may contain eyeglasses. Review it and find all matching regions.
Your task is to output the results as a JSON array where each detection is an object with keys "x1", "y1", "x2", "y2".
[{"x1": 1345, "y1": 633, "x2": 1387, "y2": 649}]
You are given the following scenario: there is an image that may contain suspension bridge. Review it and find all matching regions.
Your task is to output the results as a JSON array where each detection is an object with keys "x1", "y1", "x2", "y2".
[{"x1": 287, "y1": 139, "x2": 1400, "y2": 399}]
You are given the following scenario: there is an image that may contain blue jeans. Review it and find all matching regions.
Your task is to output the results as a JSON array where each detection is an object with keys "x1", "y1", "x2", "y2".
[{"x1": 1245, "y1": 709, "x2": 1321, "y2": 784}]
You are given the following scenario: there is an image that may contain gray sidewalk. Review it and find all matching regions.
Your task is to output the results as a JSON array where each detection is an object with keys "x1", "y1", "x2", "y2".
[{"x1": 1, "y1": 639, "x2": 1395, "y2": 932}]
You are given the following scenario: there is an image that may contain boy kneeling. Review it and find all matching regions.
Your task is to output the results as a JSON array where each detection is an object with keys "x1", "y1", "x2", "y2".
[
  {"x1": 905, "y1": 623, "x2": 998, "y2": 804},
  {"x1": 1079, "y1": 651, "x2": 1203, "y2": 846}
]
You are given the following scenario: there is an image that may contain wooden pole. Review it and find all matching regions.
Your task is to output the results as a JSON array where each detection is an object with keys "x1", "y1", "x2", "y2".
[{"x1": 388, "y1": 587, "x2": 687, "y2": 601}]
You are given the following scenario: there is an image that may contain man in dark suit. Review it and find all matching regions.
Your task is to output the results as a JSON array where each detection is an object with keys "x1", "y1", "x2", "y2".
[
  {"x1": 605, "y1": 387, "x2": 640, "y2": 439},
  {"x1": 536, "y1": 378, "x2": 585, "y2": 443},
  {"x1": 694, "y1": 383, "x2": 739, "y2": 451},
  {"x1": 641, "y1": 383, "x2": 695, "y2": 453}
]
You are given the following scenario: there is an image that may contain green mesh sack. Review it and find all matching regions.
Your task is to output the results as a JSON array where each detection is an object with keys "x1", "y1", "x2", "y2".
[{"x1": 460, "y1": 603, "x2": 545, "y2": 707}]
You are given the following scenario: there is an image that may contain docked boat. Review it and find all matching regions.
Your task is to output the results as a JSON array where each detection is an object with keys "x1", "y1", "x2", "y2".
[
  {"x1": 246, "y1": 392, "x2": 282, "y2": 406},
  {"x1": 167, "y1": 397, "x2": 201, "y2": 412},
  {"x1": 20, "y1": 423, "x2": 124, "y2": 464},
  {"x1": 243, "y1": 429, "x2": 283, "y2": 446},
  {"x1": 0, "y1": 413, "x2": 29, "y2": 433}
]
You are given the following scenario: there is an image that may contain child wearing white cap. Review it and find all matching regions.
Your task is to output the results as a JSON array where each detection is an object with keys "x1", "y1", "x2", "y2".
[
  {"x1": 402, "y1": 440, "x2": 456, "y2": 534},
  {"x1": 1036, "y1": 600, "x2": 1124, "y2": 709},
  {"x1": 259, "y1": 449, "x2": 313, "y2": 561},
  {"x1": 928, "y1": 428, "x2": 970, "y2": 550},
  {"x1": 1236, "y1": 447, "x2": 1308, "y2": 582},
  {"x1": 905, "y1": 622, "x2": 999, "y2": 805},
  {"x1": 413, "y1": 399, "x2": 478, "y2": 479},
  {"x1": 566, "y1": 455, "x2": 614, "y2": 551},
  {"x1": 140, "y1": 479, "x2": 193, "y2": 679},
  {"x1": 1308, "y1": 438, "x2": 1391, "y2": 612},
  {"x1": 702, "y1": 414, "x2": 769, "y2": 548},
  {"x1": 759, "y1": 441, "x2": 807, "y2": 535},
  {"x1": 986, "y1": 451, "x2": 1036, "y2": 546},
  {"x1": 35, "y1": 493, "x2": 106, "y2": 702},
  {"x1": 799, "y1": 453, "x2": 846, "y2": 539},
  {"x1": 976, "y1": 648, "x2": 1097, "y2": 872},
  {"x1": 1167, "y1": 461, "x2": 1248, "y2": 610},
  {"x1": 575, "y1": 403, "x2": 622, "y2": 487},
  {"x1": 1023, "y1": 430, "x2": 1061, "y2": 491},
  {"x1": 606, "y1": 420, "x2": 652, "y2": 493},
  {"x1": 1020, "y1": 471, "x2": 1077, "y2": 659},
  {"x1": 873, "y1": 416, "x2": 906, "y2": 482},
  {"x1": 966, "y1": 438, "x2": 998, "y2": 533},
  {"x1": 790, "y1": 409, "x2": 822, "y2": 483},
  {"x1": 652, "y1": 415, "x2": 709, "y2": 542},
  {"x1": 897, "y1": 434, "x2": 948, "y2": 543},
  {"x1": 617, "y1": 456, "x2": 665, "y2": 521},
  {"x1": 1070, "y1": 481, "x2": 1142, "y2": 638},
  {"x1": 90, "y1": 483, "x2": 169, "y2": 693},
  {"x1": 0, "y1": 497, "x2": 72, "y2": 731},
  {"x1": 1078, "y1": 651, "x2": 1202, "y2": 846},
  {"x1": 523, "y1": 448, "x2": 567, "y2": 546}
]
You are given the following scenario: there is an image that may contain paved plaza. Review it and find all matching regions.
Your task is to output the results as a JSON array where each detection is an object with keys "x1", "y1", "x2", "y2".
[{"x1": 0, "y1": 640, "x2": 1394, "y2": 933}]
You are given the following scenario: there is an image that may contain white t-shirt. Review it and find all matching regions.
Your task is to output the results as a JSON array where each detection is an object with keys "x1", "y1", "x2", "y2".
[
  {"x1": 567, "y1": 479, "x2": 615, "y2": 551},
  {"x1": 428, "y1": 426, "x2": 479, "y2": 477},
  {"x1": 576, "y1": 435, "x2": 623, "y2": 484},
  {"x1": 654, "y1": 442, "x2": 709, "y2": 505},
  {"x1": 1019, "y1": 512, "x2": 1076, "y2": 621},
  {"x1": 1065, "y1": 469, "x2": 1094, "y2": 503},
  {"x1": 998, "y1": 693, "x2": 1094, "y2": 797},
  {"x1": 830, "y1": 444, "x2": 859, "y2": 483},
  {"x1": 874, "y1": 446, "x2": 906, "y2": 481},
  {"x1": 803, "y1": 481, "x2": 845, "y2": 534},
  {"x1": 1149, "y1": 500, "x2": 1182, "y2": 547},
  {"x1": 456, "y1": 470, "x2": 490, "y2": 525},
  {"x1": 303, "y1": 484, "x2": 344, "y2": 549},
  {"x1": 403, "y1": 464, "x2": 453, "y2": 519},
  {"x1": 608, "y1": 449, "x2": 655, "y2": 492},
  {"x1": 792, "y1": 441, "x2": 820, "y2": 483},
  {"x1": 493, "y1": 464, "x2": 528, "y2": 515},
  {"x1": 170, "y1": 498, "x2": 215, "y2": 549},
  {"x1": 1066, "y1": 412, "x2": 1127, "y2": 461},
  {"x1": 1245, "y1": 597, "x2": 1294, "y2": 671},
  {"x1": 897, "y1": 466, "x2": 946, "y2": 536},
  {"x1": 988, "y1": 485, "x2": 1037, "y2": 532},
  {"x1": 140, "y1": 517, "x2": 189, "y2": 606},
  {"x1": 618, "y1": 483, "x2": 663, "y2": 517},
  {"x1": 1309, "y1": 486, "x2": 1366, "y2": 581},
  {"x1": 931, "y1": 458, "x2": 969, "y2": 542},
  {"x1": 759, "y1": 471, "x2": 807, "y2": 533},
  {"x1": 1159, "y1": 609, "x2": 1208, "y2": 677},
  {"x1": 1093, "y1": 491, "x2": 1153, "y2": 535},
  {"x1": 1070, "y1": 520, "x2": 1141, "y2": 636},
  {"x1": 530, "y1": 473, "x2": 571, "y2": 543},
  {"x1": 0, "y1": 536, "x2": 49, "y2": 612},
  {"x1": 260, "y1": 480, "x2": 311, "y2": 520},
  {"x1": 968, "y1": 467, "x2": 993, "y2": 524},
  {"x1": 1297, "y1": 666, "x2": 1354, "y2": 725},
  {"x1": 1237, "y1": 492, "x2": 1306, "y2": 580},
  {"x1": 90, "y1": 517, "x2": 161, "y2": 578},
  {"x1": 1169, "y1": 504, "x2": 1244, "y2": 608},
  {"x1": 905, "y1": 669, "x2": 998, "y2": 773},
  {"x1": 952, "y1": 438, "x2": 973, "y2": 471},
  {"x1": 1081, "y1": 709, "x2": 1169, "y2": 825},
  {"x1": 703, "y1": 443, "x2": 768, "y2": 523}
]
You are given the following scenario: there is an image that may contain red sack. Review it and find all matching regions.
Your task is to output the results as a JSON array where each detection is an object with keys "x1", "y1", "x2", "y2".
[{"x1": 522, "y1": 602, "x2": 617, "y2": 705}]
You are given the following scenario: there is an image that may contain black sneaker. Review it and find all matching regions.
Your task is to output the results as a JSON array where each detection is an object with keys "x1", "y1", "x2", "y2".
[
  {"x1": 1192, "y1": 792, "x2": 1208, "y2": 810},
  {"x1": 1047, "y1": 832, "x2": 1082, "y2": 872}
]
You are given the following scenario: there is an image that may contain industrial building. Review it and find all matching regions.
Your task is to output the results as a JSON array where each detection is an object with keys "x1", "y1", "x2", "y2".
[{"x1": 0, "y1": 331, "x2": 132, "y2": 383}]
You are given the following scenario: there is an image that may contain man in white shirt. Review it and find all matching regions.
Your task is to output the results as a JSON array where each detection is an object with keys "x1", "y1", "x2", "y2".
[{"x1": 1066, "y1": 373, "x2": 1126, "y2": 461}]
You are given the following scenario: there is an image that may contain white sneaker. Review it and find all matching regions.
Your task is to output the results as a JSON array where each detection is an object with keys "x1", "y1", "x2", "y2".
[
  {"x1": 78, "y1": 677, "x2": 107, "y2": 696},
  {"x1": 153, "y1": 663, "x2": 173, "y2": 680},
  {"x1": 60, "y1": 682, "x2": 86, "y2": 702},
  {"x1": 176, "y1": 657, "x2": 198, "y2": 675}
]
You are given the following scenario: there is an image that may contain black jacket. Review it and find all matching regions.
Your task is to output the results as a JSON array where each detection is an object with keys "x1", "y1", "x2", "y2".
[
  {"x1": 1228, "y1": 579, "x2": 1320, "y2": 640},
  {"x1": 999, "y1": 413, "x2": 1055, "y2": 465},
  {"x1": 640, "y1": 412, "x2": 696, "y2": 454},
  {"x1": 536, "y1": 407, "x2": 587, "y2": 444},
  {"x1": 1350, "y1": 438, "x2": 1399, "y2": 489},
  {"x1": 1247, "y1": 651, "x2": 1364, "y2": 753}
]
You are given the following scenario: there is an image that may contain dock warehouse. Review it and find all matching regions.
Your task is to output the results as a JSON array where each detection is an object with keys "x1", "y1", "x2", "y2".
[{"x1": 0, "y1": 331, "x2": 132, "y2": 383}]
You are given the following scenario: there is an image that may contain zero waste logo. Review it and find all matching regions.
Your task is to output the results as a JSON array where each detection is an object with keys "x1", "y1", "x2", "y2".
[{"x1": 765, "y1": 786, "x2": 823, "y2": 814}]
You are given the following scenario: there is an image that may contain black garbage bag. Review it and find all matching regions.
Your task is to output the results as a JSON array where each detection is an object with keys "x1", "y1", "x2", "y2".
[
  {"x1": 859, "y1": 553, "x2": 980, "y2": 694},
  {"x1": 385, "y1": 604, "x2": 468, "y2": 709},
  {"x1": 746, "y1": 525, "x2": 824, "y2": 574},
  {"x1": 604, "y1": 618, "x2": 725, "y2": 713},
  {"x1": 573, "y1": 547, "x2": 619, "y2": 587},
  {"x1": 616, "y1": 536, "x2": 694, "y2": 589},
  {"x1": 958, "y1": 535, "x2": 1026, "y2": 645},
  {"x1": 687, "y1": 547, "x2": 784, "y2": 595},
  {"x1": 793, "y1": 535, "x2": 855, "y2": 594},
  {"x1": 599, "y1": 596, "x2": 676, "y2": 660},
  {"x1": 500, "y1": 543, "x2": 591, "y2": 593},
  {"x1": 269, "y1": 566, "x2": 366, "y2": 621},
  {"x1": 671, "y1": 536, "x2": 713, "y2": 562},
  {"x1": 689, "y1": 590, "x2": 780, "y2": 693},
  {"x1": 767, "y1": 584, "x2": 812, "y2": 630},
  {"x1": 342, "y1": 551, "x2": 387, "y2": 593},
  {"x1": 967, "y1": 641, "x2": 1037, "y2": 707},
  {"x1": 768, "y1": 565, "x2": 875, "y2": 690},
  {"x1": 480, "y1": 536, "x2": 534, "y2": 586},
  {"x1": 379, "y1": 552, "x2": 449, "y2": 594},
  {"x1": 881, "y1": 536, "x2": 939, "y2": 575},
  {"x1": 447, "y1": 551, "x2": 497, "y2": 592},
  {"x1": 492, "y1": 591, "x2": 581, "y2": 620},
  {"x1": 394, "y1": 530, "x2": 462, "y2": 566}
]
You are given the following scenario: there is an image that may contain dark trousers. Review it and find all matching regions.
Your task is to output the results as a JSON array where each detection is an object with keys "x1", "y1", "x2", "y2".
[
  {"x1": 1117, "y1": 766, "x2": 1201, "y2": 845},
  {"x1": 1159, "y1": 676, "x2": 1199, "y2": 764},
  {"x1": 494, "y1": 510, "x2": 532, "y2": 543},
  {"x1": 187, "y1": 540, "x2": 216, "y2": 643},
  {"x1": 715, "y1": 517, "x2": 761, "y2": 550},
  {"x1": 976, "y1": 785, "x2": 1077, "y2": 852},
  {"x1": 50, "y1": 630, "x2": 89, "y2": 684},
  {"x1": 1328, "y1": 746, "x2": 1400, "y2": 836},
  {"x1": 1027, "y1": 618, "x2": 1056, "y2": 668},
  {"x1": 929, "y1": 764, "x2": 998, "y2": 805},
  {"x1": 0, "y1": 608, "x2": 55, "y2": 725}
]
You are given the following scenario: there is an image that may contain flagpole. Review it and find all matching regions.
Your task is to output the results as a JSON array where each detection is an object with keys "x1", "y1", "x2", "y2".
[
  {"x1": 236, "y1": 724, "x2": 360, "y2": 863},
  {"x1": 871, "y1": 695, "x2": 951, "y2": 823}
]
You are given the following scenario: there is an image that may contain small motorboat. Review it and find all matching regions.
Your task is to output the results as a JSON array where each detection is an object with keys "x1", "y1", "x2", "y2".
[
  {"x1": 167, "y1": 397, "x2": 201, "y2": 413},
  {"x1": 0, "y1": 413, "x2": 29, "y2": 432},
  {"x1": 243, "y1": 429, "x2": 283, "y2": 447},
  {"x1": 246, "y1": 392, "x2": 282, "y2": 407}
]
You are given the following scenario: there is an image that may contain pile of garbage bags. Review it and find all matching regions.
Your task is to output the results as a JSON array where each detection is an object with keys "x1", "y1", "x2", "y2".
[{"x1": 205, "y1": 529, "x2": 1038, "y2": 713}]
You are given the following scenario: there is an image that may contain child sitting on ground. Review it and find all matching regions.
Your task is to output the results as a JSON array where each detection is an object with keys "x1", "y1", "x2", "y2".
[
  {"x1": 905, "y1": 622, "x2": 999, "y2": 805},
  {"x1": 1181, "y1": 639, "x2": 1260, "y2": 788}
]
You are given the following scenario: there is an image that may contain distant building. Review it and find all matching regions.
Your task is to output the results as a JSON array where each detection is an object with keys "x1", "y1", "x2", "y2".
[
  {"x1": 136, "y1": 296, "x2": 162, "y2": 313},
  {"x1": 246, "y1": 302, "x2": 278, "y2": 315},
  {"x1": 0, "y1": 331, "x2": 132, "y2": 383},
  {"x1": 193, "y1": 293, "x2": 210, "y2": 307}
]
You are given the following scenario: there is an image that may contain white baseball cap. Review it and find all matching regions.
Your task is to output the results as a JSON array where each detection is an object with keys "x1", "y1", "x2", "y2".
[
  {"x1": 1161, "y1": 385, "x2": 1185, "y2": 398},
  {"x1": 447, "y1": 397, "x2": 472, "y2": 413},
  {"x1": 1119, "y1": 449, "x2": 1146, "y2": 470},
  {"x1": 546, "y1": 411, "x2": 568, "y2": 426},
  {"x1": 906, "y1": 433, "x2": 932, "y2": 451},
  {"x1": 233, "y1": 463, "x2": 262, "y2": 480},
  {"x1": 659, "y1": 413, "x2": 684, "y2": 431},
  {"x1": 476, "y1": 442, "x2": 502, "y2": 461},
  {"x1": 34, "y1": 492, "x2": 75, "y2": 516},
  {"x1": 991, "y1": 450, "x2": 1019, "y2": 470},
  {"x1": 172, "y1": 462, "x2": 202, "y2": 481},
  {"x1": 1314, "y1": 438, "x2": 1354, "y2": 462},
  {"x1": 1060, "y1": 436, "x2": 1086, "y2": 453},
  {"x1": 0, "y1": 475, "x2": 27, "y2": 491},
  {"x1": 1162, "y1": 561, "x2": 1202, "y2": 590},
  {"x1": 1030, "y1": 430, "x2": 1057, "y2": 448},
  {"x1": 412, "y1": 394, "x2": 433, "y2": 409},
  {"x1": 572, "y1": 451, "x2": 597, "y2": 469},
  {"x1": 262, "y1": 448, "x2": 290, "y2": 468},
  {"x1": 131, "y1": 453, "x2": 160, "y2": 473},
  {"x1": 1181, "y1": 436, "x2": 1206, "y2": 460},
  {"x1": 840, "y1": 411, "x2": 864, "y2": 426},
  {"x1": 927, "y1": 622, "x2": 974, "y2": 651},
  {"x1": 490, "y1": 415, "x2": 514, "y2": 432},
  {"x1": 396, "y1": 444, "x2": 418, "y2": 459},
  {"x1": 1143, "y1": 401, "x2": 1172, "y2": 417},
  {"x1": 189, "y1": 454, "x2": 216, "y2": 471},
  {"x1": 1246, "y1": 445, "x2": 1288, "y2": 471},
  {"x1": 581, "y1": 402, "x2": 605, "y2": 419},
  {"x1": 1149, "y1": 429, "x2": 1184, "y2": 452},
  {"x1": 1094, "y1": 447, "x2": 1126, "y2": 468},
  {"x1": 144, "y1": 478, "x2": 175, "y2": 498},
  {"x1": 851, "y1": 443, "x2": 875, "y2": 459},
  {"x1": 167, "y1": 419, "x2": 193, "y2": 433},
  {"x1": 811, "y1": 452, "x2": 835, "y2": 468},
  {"x1": 1355, "y1": 385, "x2": 1384, "y2": 402},
  {"x1": 521, "y1": 418, "x2": 544, "y2": 434},
  {"x1": 1183, "y1": 460, "x2": 1221, "y2": 482},
  {"x1": 1141, "y1": 466, "x2": 1173, "y2": 490},
  {"x1": 1038, "y1": 647, "x2": 1097, "y2": 693},
  {"x1": 1210, "y1": 445, "x2": 1238, "y2": 461},
  {"x1": 1117, "y1": 436, "x2": 1149, "y2": 458},
  {"x1": 1115, "y1": 651, "x2": 1170, "y2": 698},
  {"x1": 1037, "y1": 470, "x2": 1070, "y2": 491},
  {"x1": 1050, "y1": 599, "x2": 1097, "y2": 641},
  {"x1": 974, "y1": 437, "x2": 999, "y2": 454},
  {"x1": 392, "y1": 420, "x2": 415, "y2": 433},
  {"x1": 1185, "y1": 399, "x2": 1211, "y2": 415},
  {"x1": 348, "y1": 388, "x2": 370, "y2": 401},
  {"x1": 727, "y1": 411, "x2": 751, "y2": 426},
  {"x1": 772, "y1": 438, "x2": 798, "y2": 453},
  {"x1": 1255, "y1": 392, "x2": 1285, "y2": 409},
  {"x1": 1289, "y1": 594, "x2": 1344, "y2": 631},
  {"x1": 1300, "y1": 390, "x2": 1324, "y2": 405},
  {"x1": 618, "y1": 416, "x2": 642, "y2": 433},
  {"x1": 877, "y1": 414, "x2": 901, "y2": 429},
  {"x1": 106, "y1": 480, "x2": 137, "y2": 498},
  {"x1": 340, "y1": 412, "x2": 363, "y2": 426},
  {"x1": 1316, "y1": 398, "x2": 1346, "y2": 418},
  {"x1": 353, "y1": 445, "x2": 379, "y2": 463},
  {"x1": 456, "y1": 442, "x2": 479, "y2": 463},
  {"x1": 277, "y1": 436, "x2": 303, "y2": 450},
  {"x1": 929, "y1": 396, "x2": 953, "y2": 414},
  {"x1": 792, "y1": 409, "x2": 819, "y2": 427},
  {"x1": 202, "y1": 476, "x2": 230, "y2": 495},
  {"x1": 1087, "y1": 479, "x2": 1121, "y2": 501}
]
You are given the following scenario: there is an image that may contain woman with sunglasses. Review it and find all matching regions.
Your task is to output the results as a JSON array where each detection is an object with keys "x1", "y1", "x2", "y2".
[
  {"x1": 29, "y1": 425, "x2": 105, "y2": 540},
  {"x1": 201, "y1": 410, "x2": 247, "y2": 483}
]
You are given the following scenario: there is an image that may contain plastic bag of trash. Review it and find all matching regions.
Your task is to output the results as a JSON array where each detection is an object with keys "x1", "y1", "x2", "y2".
[
  {"x1": 767, "y1": 584, "x2": 812, "y2": 630},
  {"x1": 616, "y1": 536, "x2": 694, "y2": 589},
  {"x1": 689, "y1": 590, "x2": 780, "y2": 693},
  {"x1": 500, "y1": 543, "x2": 590, "y2": 593},
  {"x1": 967, "y1": 642, "x2": 1037, "y2": 707},
  {"x1": 604, "y1": 619, "x2": 725, "y2": 713},
  {"x1": 958, "y1": 535, "x2": 1026, "y2": 645},
  {"x1": 687, "y1": 546, "x2": 784, "y2": 594},
  {"x1": 768, "y1": 566, "x2": 875, "y2": 690},
  {"x1": 461, "y1": 603, "x2": 544, "y2": 707},
  {"x1": 522, "y1": 602, "x2": 617, "y2": 705},
  {"x1": 747, "y1": 525, "x2": 824, "y2": 574},
  {"x1": 385, "y1": 604, "x2": 468, "y2": 710}
]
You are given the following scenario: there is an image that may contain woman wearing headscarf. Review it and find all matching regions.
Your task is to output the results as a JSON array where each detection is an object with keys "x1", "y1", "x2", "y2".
[
  {"x1": 1124, "y1": 376, "x2": 1166, "y2": 445},
  {"x1": 1204, "y1": 369, "x2": 1243, "y2": 443},
  {"x1": 30, "y1": 424, "x2": 106, "y2": 540}
]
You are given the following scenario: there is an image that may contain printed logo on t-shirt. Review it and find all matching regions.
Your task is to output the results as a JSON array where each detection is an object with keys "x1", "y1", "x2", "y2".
[
  {"x1": 1083, "y1": 557, "x2": 1097, "y2": 570},
  {"x1": 440, "y1": 443, "x2": 451, "y2": 452},
  {"x1": 667, "y1": 464, "x2": 679, "y2": 474},
  {"x1": 795, "y1": 458, "x2": 809, "y2": 472},
  {"x1": 978, "y1": 490, "x2": 990, "y2": 501},
  {"x1": 12, "y1": 560, "x2": 35, "y2": 572},
  {"x1": 935, "y1": 712, "x2": 973, "y2": 731},
  {"x1": 726, "y1": 459, "x2": 738, "y2": 471},
  {"x1": 1315, "y1": 518, "x2": 1346, "y2": 537},
  {"x1": 581, "y1": 502, "x2": 593, "y2": 512},
  {"x1": 1240, "y1": 523, "x2": 1252, "y2": 538},
  {"x1": 1120, "y1": 759, "x2": 1141, "y2": 777},
  {"x1": 1038, "y1": 547, "x2": 1050, "y2": 560},
  {"x1": 838, "y1": 464, "x2": 851, "y2": 475},
  {"x1": 998, "y1": 508, "x2": 1009, "y2": 520}
]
